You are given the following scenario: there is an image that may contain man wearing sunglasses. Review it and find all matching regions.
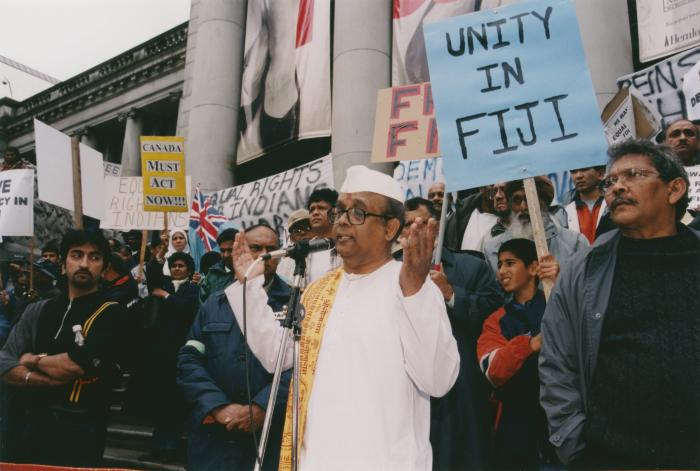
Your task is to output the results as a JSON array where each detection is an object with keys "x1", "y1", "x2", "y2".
[
  {"x1": 227, "y1": 165, "x2": 459, "y2": 471},
  {"x1": 540, "y1": 139, "x2": 700, "y2": 469}
]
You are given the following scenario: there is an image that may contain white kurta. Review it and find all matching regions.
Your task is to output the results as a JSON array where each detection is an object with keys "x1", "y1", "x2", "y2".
[{"x1": 226, "y1": 260, "x2": 459, "y2": 471}]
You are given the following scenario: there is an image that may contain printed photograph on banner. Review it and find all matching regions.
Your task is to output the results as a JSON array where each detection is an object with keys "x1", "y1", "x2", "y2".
[
  {"x1": 101, "y1": 176, "x2": 192, "y2": 231},
  {"x1": 372, "y1": 83, "x2": 440, "y2": 163},
  {"x1": 208, "y1": 155, "x2": 334, "y2": 237},
  {"x1": 424, "y1": 0, "x2": 608, "y2": 192},
  {"x1": 618, "y1": 46, "x2": 700, "y2": 129},
  {"x1": 140, "y1": 136, "x2": 187, "y2": 212},
  {"x1": 0, "y1": 169, "x2": 34, "y2": 236},
  {"x1": 635, "y1": 0, "x2": 700, "y2": 63},
  {"x1": 237, "y1": 0, "x2": 331, "y2": 163}
]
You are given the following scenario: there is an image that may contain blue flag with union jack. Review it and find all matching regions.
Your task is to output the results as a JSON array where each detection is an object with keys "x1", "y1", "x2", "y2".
[{"x1": 189, "y1": 186, "x2": 228, "y2": 252}]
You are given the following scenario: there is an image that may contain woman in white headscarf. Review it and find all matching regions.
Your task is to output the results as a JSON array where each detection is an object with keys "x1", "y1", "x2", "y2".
[{"x1": 162, "y1": 229, "x2": 190, "y2": 277}]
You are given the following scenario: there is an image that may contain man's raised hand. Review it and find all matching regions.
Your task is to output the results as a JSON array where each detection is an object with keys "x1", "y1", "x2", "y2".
[
  {"x1": 232, "y1": 231, "x2": 263, "y2": 283},
  {"x1": 399, "y1": 217, "x2": 438, "y2": 297}
]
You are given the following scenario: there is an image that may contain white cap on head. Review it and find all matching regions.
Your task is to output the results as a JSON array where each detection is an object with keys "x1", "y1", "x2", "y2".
[{"x1": 340, "y1": 165, "x2": 405, "y2": 203}]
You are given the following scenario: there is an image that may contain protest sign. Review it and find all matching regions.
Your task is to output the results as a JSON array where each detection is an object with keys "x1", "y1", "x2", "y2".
[
  {"x1": 602, "y1": 88, "x2": 660, "y2": 145},
  {"x1": 101, "y1": 176, "x2": 192, "y2": 231},
  {"x1": 0, "y1": 169, "x2": 34, "y2": 236},
  {"x1": 208, "y1": 155, "x2": 333, "y2": 236},
  {"x1": 635, "y1": 0, "x2": 700, "y2": 63},
  {"x1": 34, "y1": 119, "x2": 104, "y2": 220},
  {"x1": 104, "y1": 162, "x2": 122, "y2": 177},
  {"x1": 617, "y1": 46, "x2": 700, "y2": 128},
  {"x1": 687, "y1": 165, "x2": 700, "y2": 208},
  {"x1": 140, "y1": 136, "x2": 187, "y2": 212},
  {"x1": 423, "y1": 0, "x2": 608, "y2": 192},
  {"x1": 371, "y1": 82, "x2": 440, "y2": 163},
  {"x1": 683, "y1": 60, "x2": 700, "y2": 120},
  {"x1": 393, "y1": 158, "x2": 444, "y2": 200}
]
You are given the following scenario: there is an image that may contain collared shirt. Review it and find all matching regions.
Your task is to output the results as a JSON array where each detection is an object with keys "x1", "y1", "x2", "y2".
[{"x1": 574, "y1": 194, "x2": 604, "y2": 244}]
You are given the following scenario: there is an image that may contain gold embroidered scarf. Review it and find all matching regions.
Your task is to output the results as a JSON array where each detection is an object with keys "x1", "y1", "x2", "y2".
[{"x1": 278, "y1": 268, "x2": 343, "y2": 470}]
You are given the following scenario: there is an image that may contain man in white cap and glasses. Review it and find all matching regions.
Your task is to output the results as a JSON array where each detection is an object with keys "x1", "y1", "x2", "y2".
[{"x1": 227, "y1": 165, "x2": 460, "y2": 470}]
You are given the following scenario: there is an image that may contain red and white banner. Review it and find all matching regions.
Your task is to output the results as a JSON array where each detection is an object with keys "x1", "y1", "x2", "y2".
[{"x1": 237, "y1": 0, "x2": 331, "y2": 162}]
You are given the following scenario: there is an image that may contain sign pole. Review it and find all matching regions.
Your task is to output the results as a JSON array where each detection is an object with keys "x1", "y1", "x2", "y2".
[
  {"x1": 71, "y1": 136, "x2": 84, "y2": 229},
  {"x1": 432, "y1": 194, "x2": 449, "y2": 268},
  {"x1": 28, "y1": 236, "x2": 35, "y2": 292},
  {"x1": 523, "y1": 178, "x2": 552, "y2": 300},
  {"x1": 137, "y1": 229, "x2": 148, "y2": 280}
]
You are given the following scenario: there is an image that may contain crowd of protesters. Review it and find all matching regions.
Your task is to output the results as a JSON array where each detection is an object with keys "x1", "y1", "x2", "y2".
[{"x1": 0, "y1": 122, "x2": 697, "y2": 469}]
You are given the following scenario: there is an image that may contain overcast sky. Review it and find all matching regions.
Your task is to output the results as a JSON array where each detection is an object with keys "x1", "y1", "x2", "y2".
[{"x1": 1, "y1": 0, "x2": 191, "y2": 80}]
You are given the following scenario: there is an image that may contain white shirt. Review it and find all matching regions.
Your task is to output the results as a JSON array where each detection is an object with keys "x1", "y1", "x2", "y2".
[
  {"x1": 226, "y1": 260, "x2": 459, "y2": 471},
  {"x1": 461, "y1": 209, "x2": 499, "y2": 251}
]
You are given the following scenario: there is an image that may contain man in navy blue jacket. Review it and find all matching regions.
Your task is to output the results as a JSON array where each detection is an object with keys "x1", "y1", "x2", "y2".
[{"x1": 177, "y1": 224, "x2": 291, "y2": 471}]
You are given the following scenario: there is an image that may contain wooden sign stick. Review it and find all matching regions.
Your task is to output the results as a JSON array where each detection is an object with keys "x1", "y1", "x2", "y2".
[
  {"x1": 28, "y1": 236, "x2": 35, "y2": 292},
  {"x1": 432, "y1": 193, "x2": 450, "y2": 268},
  {"x1": 137, "y1": 229, "x2": 148, "y2": 280},
  {"x1": 523, "y1": 177, "x2": 553, "y2": 300},
  {"x1": 71, "y1": 136, "x2": 84, "y2": 229}
]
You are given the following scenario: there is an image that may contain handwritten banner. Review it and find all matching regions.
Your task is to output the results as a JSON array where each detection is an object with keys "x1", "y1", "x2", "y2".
[
  {"x1": 687, "y1": 164, "x2": 700, "y2": 208},
  {"x1": 683, "y1": 59, "x2": 700, "y2": 120},
  {"x1": 423, "y1": 0, "x2": 608, "y2": 192},
  {"x1": 618, "y1": 46, "x2": 700, "y2": 128},
  {"x1": 371, "y1": 82, "x2": 440, "y2": 163},
  {"x1": 0, "y1": 169, "x2": 34, "y2": 236},
  {"x1": 208, "y1": 155, "x2": 333, "y2": 236},
  {"x1": 140, "y1": 136, "x2": 187, "y2": 212},
  {"x1": 101, "y1": 176, "x2": 191, "y2": 231}
]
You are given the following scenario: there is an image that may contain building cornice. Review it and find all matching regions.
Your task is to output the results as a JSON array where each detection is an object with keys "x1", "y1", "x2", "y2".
[{"x1": 5, "y1": 22, "x2": 188, "y2": 138}]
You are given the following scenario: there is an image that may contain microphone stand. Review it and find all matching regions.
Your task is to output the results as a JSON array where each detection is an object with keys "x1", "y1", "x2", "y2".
[{"x1": 253, "y1": 253, "x2": 307, "y2": 471}]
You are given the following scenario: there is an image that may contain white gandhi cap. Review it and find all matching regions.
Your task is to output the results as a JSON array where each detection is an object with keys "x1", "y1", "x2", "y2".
[{"x1": 340, "y1": 165, "x2": 405, "y2": 203}]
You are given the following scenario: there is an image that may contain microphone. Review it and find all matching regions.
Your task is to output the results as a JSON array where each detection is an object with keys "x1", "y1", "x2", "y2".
[{"x1": 261, "y1": 238, "x2": 335, "y2": 260}]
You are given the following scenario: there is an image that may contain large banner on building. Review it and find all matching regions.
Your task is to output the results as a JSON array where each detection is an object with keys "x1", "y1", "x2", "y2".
[
  {"x1": 424, "y1": 0, "x2": 608, "y2": 192},
  {"x1": 208, "y1": 155, "x2": 333, "y2": 236},
  {"x1": 237, "y1": 0, "x2": 331, "y2": 163},
  {"x1": 635, "y1": 0, "x2": 700, "y2": 63},
  {"x1": 617, "y1": 46, "x2": 700, "y2": 128},
  {"x1": 392, "y1": 0, "x2": 479, "y2": 86}
]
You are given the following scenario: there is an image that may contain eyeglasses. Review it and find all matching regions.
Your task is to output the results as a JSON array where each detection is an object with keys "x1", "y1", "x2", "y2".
[
  {"x1": 600, "y1": 168, "x2": 660, "y2": 193},
  {"x1": 248, "y1": 244, "x2": 278, "y2": 253},
  {"x1": 328, "y1": 207, "x2": 392, "y2": 225},
  {"x1": 290, "y1": 225, "x2": 311, "y2": 235}
]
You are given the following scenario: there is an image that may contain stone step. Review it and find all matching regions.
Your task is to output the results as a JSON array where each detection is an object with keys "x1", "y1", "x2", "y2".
[{"x1": 102, "y1": 446, "x2": 186, "y2": 471}]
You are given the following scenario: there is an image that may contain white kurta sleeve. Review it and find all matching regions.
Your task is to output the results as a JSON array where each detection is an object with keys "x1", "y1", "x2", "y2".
[
  {"x1": 396, "y1": 277, "x2": 460, "y2": 397},
  {"x1": 225, "y1": 276, "x2": 293, "y2": 373}
]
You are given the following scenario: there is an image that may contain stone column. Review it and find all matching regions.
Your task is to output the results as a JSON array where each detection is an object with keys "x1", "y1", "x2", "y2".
[
  {"x1": 185, "y1": 0, "x2": 247, "y2": 191},
  {"x1": 331, "y1": 0, "x2": 393, "y2": 188},
  {"x1": 119, "y1": 109, "x2": 144, "y2": 177}
]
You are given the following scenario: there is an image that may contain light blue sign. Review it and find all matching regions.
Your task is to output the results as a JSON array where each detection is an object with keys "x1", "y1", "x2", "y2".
[{"x1": 424, "y1": 0, "x2": 608, "y2": 192}]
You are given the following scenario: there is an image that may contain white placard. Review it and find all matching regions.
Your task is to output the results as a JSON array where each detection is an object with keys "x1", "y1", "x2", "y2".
[
  {"x1": 604, "y1": 93, "x2": 636, "y2": 145},
  {"x1": 34, "y1": 119, "x2": 105, "y2": 219},
  {"x1": 635, "y1": 0, "x2": 700, "y2": 63},
  {"x1": 683, "y1": 60, "x2": 700, "y2": 120},
  {"x1": 100, "y1": 176, "x2": 192, "y2": 231},
  {"x1": 103, "y1": 162, "x2": 122, "y2": 177},
  {"x1": 0, "y1": 169, "x2": 34, "y2": 236},
  {"x1": 686, "y1": 164, "x2": 700, "y2": 208}
]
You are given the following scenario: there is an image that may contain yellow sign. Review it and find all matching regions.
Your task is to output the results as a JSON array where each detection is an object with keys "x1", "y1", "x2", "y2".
[{"x1": 140, "y1": 136, "x2": 187, "y2": 212}]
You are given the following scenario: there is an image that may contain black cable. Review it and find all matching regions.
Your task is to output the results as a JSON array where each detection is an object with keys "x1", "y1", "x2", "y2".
[{"x1": 242, "y1": 269, "x2": 263, "y2": 469}]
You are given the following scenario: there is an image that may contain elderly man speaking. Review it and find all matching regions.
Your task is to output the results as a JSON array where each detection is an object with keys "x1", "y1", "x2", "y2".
[{"x1": 227, "y1": 165, "x2": 459, "y2": 471}]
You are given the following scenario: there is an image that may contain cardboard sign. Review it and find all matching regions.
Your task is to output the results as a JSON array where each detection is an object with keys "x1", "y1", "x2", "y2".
[
  {"x1": 617, "y1": 47, "x2": 700, "y2": 128},
  {"x1": 34, "y1": 119, "x2": 104, "y2": 220},
  {"x1": 683, "y1": 60, "x2": 700, "y2": 120},
  {"x1": 208, "y1": 155, "x2": 334, "y2": 236},
  {"x1": 371, "y1": 82, "x2": 440, "y2": 163},
  {"x1": 140, "y1": 136, "x2": 187, "y2": 212},
  {"x1": 423, "y1": 0, "x2": 608, "y2": 192},
  {"x1": 103, "y1": 162, "x2": 122, "y2": 177},
  {"x1": 601, "y1": 88, "x2": 660, "y2": 145},
  {"x1": 101, "y1": 176, "x2": 192, "y2": 231},
  {"x1": 687, "y1": 165, "x2": 700, "y2": 208},
  {"x1": 0, "y1": 169, "x2": 34, "y2": 236},
  {"x1": 635, "y1": 0, "x2": 700, "y2": 63}
]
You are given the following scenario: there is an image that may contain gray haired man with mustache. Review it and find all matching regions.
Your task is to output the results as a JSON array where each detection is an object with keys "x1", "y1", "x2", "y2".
[{"x1": 539, "y1": 139, "x2": 700, "y2": 469}]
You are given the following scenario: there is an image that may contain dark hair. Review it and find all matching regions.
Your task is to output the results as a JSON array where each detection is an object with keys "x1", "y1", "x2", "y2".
[
  {"x1": 505, "y1": 177, "x2": 555, "y2": 207},
  {"x1": 200, "y1": 251, "x2": 222, "y2": 275},
  {"x1": 41, "y1": 244, "x2": 59, "y2": 255},
  {"x1": 498, "y1": 238, "x2": 538, "y2": 267},
  {"x1": 4, "y1": 146, "x2": 19, "y2": 155},
  {"x1": 656, "y1": 118, "x2": 698, "y2": 143},
  {"x1": 119, "y1": 244, "x2": 132, "y2": 255},
  {"x1": 383, "y1": 196, "x2": 406, "y2": 242},
  {"x1": 60, "y1": 230, "x2": 111, "y2": 268},
  {"x1": 109, "y1": 253, "x2": 129, "y2": 276},
  {"x1": 571, "y1": 165, "x2": 606, "y2": 173},
  {"x1": 307, "y1": 188, "x2": 338, "y2": 209},
  {"x1": 607, "y1": 139, "x2": 689, "y2": 221},
  {"x1": 216, "y1": 228, "x2": 238, "y2": 245},
  {"x1": 405, "y1": 197, "x2": 439, "y2": 219},
  {"x1": 168, "y1": 251, "x2": 195, "y2": 275},
  {"x1": 108, "y1": 238, "x2": 122, "y2": 251}
]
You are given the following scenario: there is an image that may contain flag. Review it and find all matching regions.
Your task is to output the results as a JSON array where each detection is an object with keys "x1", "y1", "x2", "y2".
[{"x1": 189, "y1": 186, "x2": 228, "y2": 252}]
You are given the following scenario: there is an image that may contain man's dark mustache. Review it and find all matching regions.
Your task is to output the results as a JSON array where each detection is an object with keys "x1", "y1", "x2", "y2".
[{"x1": 610, "y1": 197, "x2": 636, "y2": 211}]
